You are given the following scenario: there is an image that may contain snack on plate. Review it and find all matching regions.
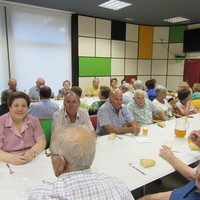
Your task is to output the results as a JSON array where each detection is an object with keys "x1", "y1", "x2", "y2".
[
  {"x1": 157, "y1": 122, "x2": 166, "y2": 128},
  {"x1": 140, "y1": 159, "x2": 156, "y2": 168}
]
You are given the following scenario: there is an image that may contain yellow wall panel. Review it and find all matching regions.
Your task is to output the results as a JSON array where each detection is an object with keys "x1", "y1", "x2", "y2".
[{"x1": 139, "y1": 26, "x2": 153, "y2": 59}]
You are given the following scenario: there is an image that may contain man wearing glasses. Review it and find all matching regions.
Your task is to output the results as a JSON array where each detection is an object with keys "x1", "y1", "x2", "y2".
[
  {"x1": 52, "y1": 91, "x2": 94, "y2": 134},
  {"x1": 28, "y1": 126, "x2": 134, "y2": 199}
]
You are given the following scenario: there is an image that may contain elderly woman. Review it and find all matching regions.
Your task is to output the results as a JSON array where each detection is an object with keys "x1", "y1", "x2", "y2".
[
  {"x1": 110, "y1": 78, "x2": 118, "y2": 91},
  {"x1": 57, "y1": 80, "x2": 71, "y2": 100},
  {"x1": 88, "y1": 86, "x2": 110, "y2": 115},
  {"x1": 153, "y1": 85, "x2": 174, "y2": 118},
  {"x1": 0, "y1": 92, "x2": 46, "y2": 165},
  {"x1": 175, "y1": 89, "x2": 197, "y2": 116},
  {"x1": 191, "y1": 83, "x2": 200, "y2": 100}
]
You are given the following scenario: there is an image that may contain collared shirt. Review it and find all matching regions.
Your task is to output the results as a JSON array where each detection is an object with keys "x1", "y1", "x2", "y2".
[
  {"x1": 97, "y1": 101, "x2": 133, "y2": 136},
  {"x1": 28, "y1": 169, "x2": 134, "y2": 200},
  {"x1": 153, "y1": 99, "x2": 173, "y2": 118},
  {"x1": 57, "y1": 88, "x2": 69, "y2": 98},
  {"x1": 127, "y1": 99, "x2": 161, "y2": 125},
  {"x1": 52, "y1": 107, "x2": 94, "y2": 133},
  {"x1": 28, "y1": 99, "x2": 59, "y2": 119},
  {"x1": 0, "y1": 113, "x2": 44, "y2": 153},
  {"x1": 87, "y1": 86, "x2": 100, "y2": 97},
  {"x1": 123, "y1": 91, "x2": 134, "y2": 105},
  {"x1": 28, "y1": 86, "x2": 40, "y2": 100}
]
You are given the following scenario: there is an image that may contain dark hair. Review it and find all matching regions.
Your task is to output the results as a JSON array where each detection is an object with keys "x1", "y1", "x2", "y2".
[
  {"x1": 7, "y1": 91, "x2": 30, "y2": 107},
  {"x1": 178, "y1": 89, "x2": 191, "y2": 101},
  {"x1": 63, "y1": 80, "x2": 70, "y2": 86},
  {"x1": 39, "y1": 86, "x2": 51, "y2": 99},
  {"x1": 110, "y1": 78, "x2": 118, "y2": 85},
  {"x1": 1, "y1": 89, "x2": 12, "y2": 104},
  {"x1": 70, "y1": 86, "x2": 82, "y2": 97},
  {"x1": 100, "y1": 86, "x2": 110, "y2": 99},
  {"x1": 121, "y1": 79, "x2": 126, "y2": 85},
  {"x1": 145, "y1": 80, "x2": 155, "y2": 89}
]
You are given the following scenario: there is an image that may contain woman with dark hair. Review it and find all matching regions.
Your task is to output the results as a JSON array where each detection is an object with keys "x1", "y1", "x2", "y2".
[
  {"x1": 0, "y1": 89, "x2": 12, "y2": 116},
  {"x1": 57, "y1": 80, "x2": 71, "y2": 100},
  {"x1": 175, "y1": 89, "x2": 197, "y2": 116},
  {"x1": 88, "y1": 86, "x2": 110, "y2": 115},
  {"x1": 110, "y1": 78, "x2": 118, "y2": 91},
  {"x1": 145, "y1": 79, "x2": 157, "y2": 101},
  {"x1": 0, "y1": 92, "x2": 46, "y2": 165}
]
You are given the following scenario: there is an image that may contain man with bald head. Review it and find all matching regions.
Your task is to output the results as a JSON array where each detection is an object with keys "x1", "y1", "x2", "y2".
[
  {"x1": 28, "y1": 125, "x2": 134, "y2": 199},
  {"x1": 8, "y1": 79, "x2": 17, "y2": 92},
  {"x1": 28, "y1": 78, "x2": 54, "y2": 102},
  {"x1": 97, "y1": 90, "x2": 140, "y2": 136}
]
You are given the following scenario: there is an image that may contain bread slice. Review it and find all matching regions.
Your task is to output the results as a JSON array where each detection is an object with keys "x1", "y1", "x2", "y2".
[{"x1": 140, "y1": 159, "x2": 156, "y2": 168}]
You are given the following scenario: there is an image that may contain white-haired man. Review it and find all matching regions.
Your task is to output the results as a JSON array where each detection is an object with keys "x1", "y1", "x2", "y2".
[
  {"x1": 28, "y1": 126, "x2": 134, "y2": 199},
  {"x1": 122, "y1": 83, "x2": 134, "y2": 105},
  {"x1": 86, "y1": 78, "x2": 100, "y2": 97},
  {"x1": 127, "y1": 90, "x2": 167, "y2": 125},
  {"x1": 97, "y1": 90, "x2": 140, "y2": 136}
]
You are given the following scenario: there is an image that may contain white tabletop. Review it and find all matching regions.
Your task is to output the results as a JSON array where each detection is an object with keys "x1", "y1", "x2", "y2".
[{"x1": 1, "y1": 115, "x2": 200, "y2": 199}]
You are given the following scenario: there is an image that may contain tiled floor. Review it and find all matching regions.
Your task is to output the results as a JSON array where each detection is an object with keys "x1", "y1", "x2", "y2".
[{"x1": 132, "y1": 162, "x2": 199, "y2": 199}]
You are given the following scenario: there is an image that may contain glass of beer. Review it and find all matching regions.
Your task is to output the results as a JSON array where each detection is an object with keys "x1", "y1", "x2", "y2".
[
  {"x1": 142, "y1": 126, "x2": 148, "y2": 136},
  {"x1": 174, "y1": 117, "x2": 188, "y2": 138}
]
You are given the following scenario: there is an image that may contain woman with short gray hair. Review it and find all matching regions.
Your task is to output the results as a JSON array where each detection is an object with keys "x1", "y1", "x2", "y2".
[{"x1": 153, "y1": 85, "x2": 174, "y2": 118}]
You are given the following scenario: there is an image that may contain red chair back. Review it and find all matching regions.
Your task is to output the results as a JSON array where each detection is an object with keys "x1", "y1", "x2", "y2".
[{"x1": 90, "y1": 115, "x2": 97, "y2": 130}]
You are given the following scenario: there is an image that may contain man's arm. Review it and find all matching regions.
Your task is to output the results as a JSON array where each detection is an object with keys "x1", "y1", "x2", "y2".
[
  {"x1": 138, "y1": 191, "x2": 172, "y2": 200},
  {"x1": 104, "y1": 124, "x2": 140, "y2": 134},
  {"x1": 155, "y1": 111, "x2": 168, "y2": 121}
]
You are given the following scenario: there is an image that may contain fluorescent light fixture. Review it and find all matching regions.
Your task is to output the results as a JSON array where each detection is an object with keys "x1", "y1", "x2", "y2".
[
  {"x1": 164, "y1": 16, "x2": 189, "y2": 23},
  {"x1": 99, "y1": 0, "x2": 132, "y2": 11}
]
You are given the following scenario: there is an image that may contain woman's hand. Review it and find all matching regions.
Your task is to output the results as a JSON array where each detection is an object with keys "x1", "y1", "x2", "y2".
[
  {"x1": 159, "y1": 145, "x2": 174, "y2": 162},
  {"x1": 24, "y1": 149, "x2": 35, "y2": 163},
  {"x1": 8, "y1": 153, "x2": 27, "y2": 165}
]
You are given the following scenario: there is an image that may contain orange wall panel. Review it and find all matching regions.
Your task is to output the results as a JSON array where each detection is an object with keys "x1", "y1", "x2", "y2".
[{"x1": 138, "y1": 26, "x2": 153, "y2": 59}]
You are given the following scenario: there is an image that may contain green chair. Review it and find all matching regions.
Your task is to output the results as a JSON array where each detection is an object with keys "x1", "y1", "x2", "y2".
[{"x1": 40, "y1": 119, "x2": 53, "y2": 149}]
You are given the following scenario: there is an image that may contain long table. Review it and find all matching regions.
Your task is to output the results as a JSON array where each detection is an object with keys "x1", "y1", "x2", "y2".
[{"x1": 1, "y1": 115, "x2": 200, "y2": 199}]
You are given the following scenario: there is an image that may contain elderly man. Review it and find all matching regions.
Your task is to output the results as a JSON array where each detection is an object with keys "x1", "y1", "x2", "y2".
[
  {"x1": 28, "y1": 78, "x2": 54, "y2": 102},
  {"x1": 86, "y1": 78, "x2": 100, "y2": 97},
  {"x1": 8, "y1": 79, "x2": 17, "y2": 92},
  {"x1": 28, "y1": 86, "x2": 59, "y2": 119},
  {"x1": 127, "y1": 90, "x2": 167, "y2": 125},
  {"x1": 28, "y1": 126, "x2": 134, "y2": 199},
  {"x1": 122, "y1": 83, "x2": 134, "y2": 105},
  {"x1": 97, "y1": 90, "x2": 140, "y2": 136},
  {"x1": 52, "y1": 91, "x2": 94, "y2": 133}
]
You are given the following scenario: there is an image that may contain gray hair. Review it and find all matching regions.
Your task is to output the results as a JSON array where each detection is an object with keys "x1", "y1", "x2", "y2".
[
  {"x1": 50, "y1": 125, "x2": 96, "y2": 170},
  {"x1": 133, "y1": 89, "x2": 145, "y2": 98},
  {"x1": 133, "y1": 80, "x2": 143, "y2": 90},
  {"x1": 155, "y1": 85, "x2": 167, "y2": 95}
]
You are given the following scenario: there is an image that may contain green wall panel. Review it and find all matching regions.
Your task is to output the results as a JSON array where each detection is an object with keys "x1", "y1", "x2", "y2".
[
  {"x1": 79, "y1": 57, "x2": 111, "y2": 76},
  {"x1": 169, "y1": 25, "x2": 187, "y2": 43}
]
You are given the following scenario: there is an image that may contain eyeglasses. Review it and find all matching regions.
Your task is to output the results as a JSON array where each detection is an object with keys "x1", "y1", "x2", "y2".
[{"x1": 45, "y1": 149, "x2": 60, "y2": 157}]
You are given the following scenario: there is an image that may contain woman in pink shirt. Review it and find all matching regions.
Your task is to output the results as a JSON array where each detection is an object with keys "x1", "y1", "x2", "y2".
[
  {"x1": 175, "y1": 89, "x2": 197, "y2": 116},
  {"x1": 0, "y1": 92, "x2": 46, "y2": 165}
]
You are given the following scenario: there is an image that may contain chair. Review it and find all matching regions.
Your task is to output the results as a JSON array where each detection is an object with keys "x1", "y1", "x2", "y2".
[
  {"x1": 192, "y1": 99, "x2": 200, "y2": 110},
  {"x1": 90, "y1": 115, "x2": 97, "y2": 131},
  {"x1": 40, "y1": 119, "x2": 53, "y2": 149}
]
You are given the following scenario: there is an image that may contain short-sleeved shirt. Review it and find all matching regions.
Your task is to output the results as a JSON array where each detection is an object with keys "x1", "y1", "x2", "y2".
[
  {"x1": 28, "y1": 86, "x2": 40, "y2": 100},
  {"x1": 190, "y1": 93, "x2": 200, "y2": 100},
  {"x1": 52, "y1": 107, "x2": 94, "y2": 133},
  {"x1": 153, "y1": 99, "x2": 173, "y2": 118},
  {"x1": 97, "y1": 101, "x2": 133, "y2": 136},
  {"x1": 87, "y1": 86, "x2": 100, "y2": 97},
  {"x1": 28, "y1": 169, "x2": 134, "y2": 200},
  {"x1": 28, "y1": 99, "x2": 59, "y2": 119},
  {"x1": 127, "y1": 99, "x2": 161, "y2": 125},
  {"x1": 0, "y1": 113, "x2": 44, "y2": 153},
  {"x1": 170, "y1": 181, "x2": 200, "y2": 200},
  {"x1": 57, "y1": 88, "x2": 69, "y2": 98}
]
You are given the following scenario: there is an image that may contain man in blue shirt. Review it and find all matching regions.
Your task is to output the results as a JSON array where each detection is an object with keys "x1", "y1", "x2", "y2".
[{"x1": 28, "y1": 86, "x2": 59, "y2": 119}]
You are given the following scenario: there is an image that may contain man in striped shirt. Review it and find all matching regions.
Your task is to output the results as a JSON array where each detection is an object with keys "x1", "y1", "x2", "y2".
[{"x1": 28, "y1": 125, "x2": 134, "y2": 200}]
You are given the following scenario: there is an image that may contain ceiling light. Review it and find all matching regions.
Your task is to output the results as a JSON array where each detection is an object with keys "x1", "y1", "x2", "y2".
[
  {"x1": 163, "y1": 16, "x2": 190, "y2": 23},
  {"x1": 124, "y1": 17, "x2": 135, "y2": 21},
  {"x1": 99, "y1": 0, "x2": 132, "y2": 11}
]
